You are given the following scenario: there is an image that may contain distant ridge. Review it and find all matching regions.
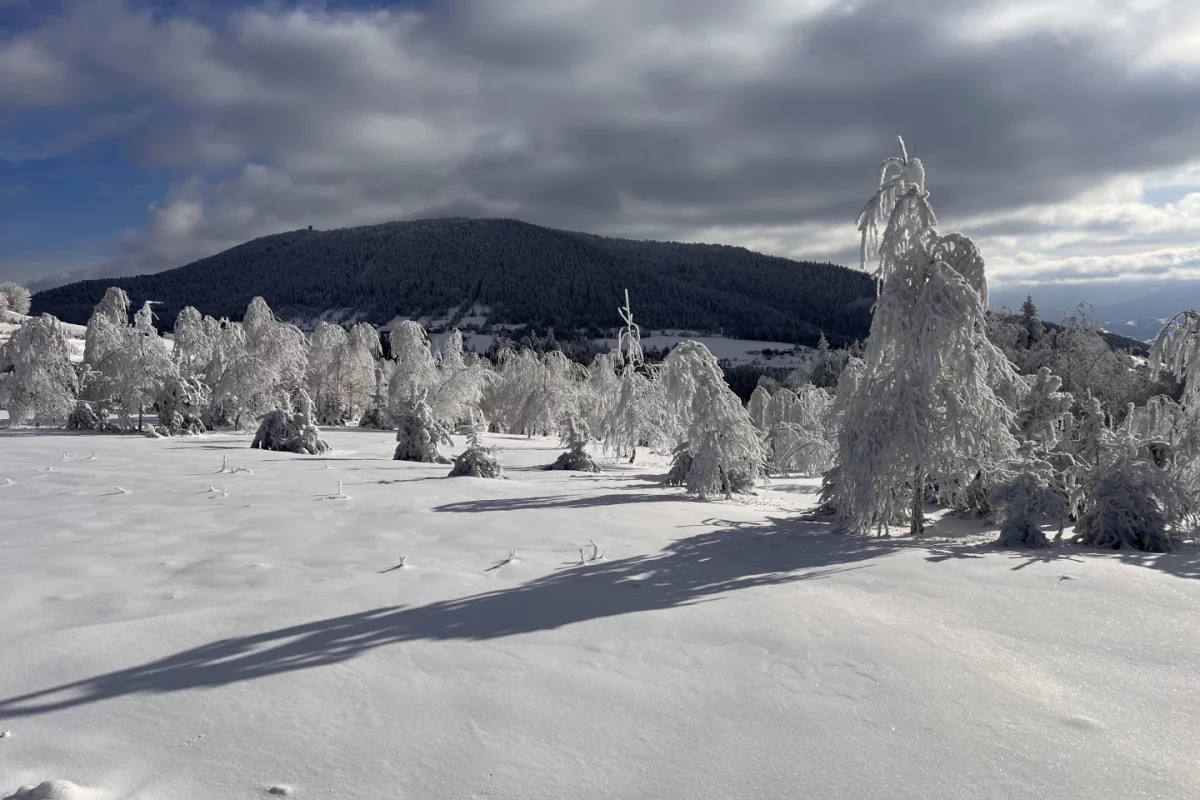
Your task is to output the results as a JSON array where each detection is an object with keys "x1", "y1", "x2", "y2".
[{"x1": 31, "y1": 217, "x2": 875, "y2": 347}]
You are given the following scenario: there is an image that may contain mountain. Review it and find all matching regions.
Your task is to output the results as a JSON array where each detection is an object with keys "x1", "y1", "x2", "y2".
[
  {"x1": 991, "y1": 279, "x2": 1200, "y2": 343},
  {"x1": 29, "y1": 217, "x2": 876, "y2": 348}
]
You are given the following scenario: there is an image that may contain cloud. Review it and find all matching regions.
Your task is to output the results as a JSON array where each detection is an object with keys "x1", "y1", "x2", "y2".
[{"x1": 3, "y1": 0, "x2": 1200, "y2": 291}]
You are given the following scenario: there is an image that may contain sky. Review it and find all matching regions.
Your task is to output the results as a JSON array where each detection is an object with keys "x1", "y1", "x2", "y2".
[{"x1": 2, "y1": 0, "x2": 1200, "y2": 305}]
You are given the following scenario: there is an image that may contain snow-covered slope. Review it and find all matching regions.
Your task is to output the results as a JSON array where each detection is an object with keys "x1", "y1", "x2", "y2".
[{"x1": 1, "y1": 430, "x2": 1197, "y2": 799}]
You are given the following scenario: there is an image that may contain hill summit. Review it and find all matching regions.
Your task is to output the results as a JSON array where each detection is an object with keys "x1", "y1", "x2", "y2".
[{"x1": 31, "y1": 217, "x2": 874, "y2": 346}]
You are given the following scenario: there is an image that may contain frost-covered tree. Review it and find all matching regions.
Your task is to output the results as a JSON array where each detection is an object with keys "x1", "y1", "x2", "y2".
[
  {"x1": 307, "y1": 321, "x2": 351, "y2": 424},
  {"x1": 805, "y1": 333, "x2": 845, "y2": 389},
  {"x1": 358, "y1": 359, "x2": 396, "y2": 430},
  {"x1": 661, "y1": 341, "x2": 765, "y2": 499},
  {"x1": 764, "y1": 384, "x2": 835, "y2": 477},
  {"x1": 546, "y1": 413, "x2": 602, "y2": 472},
  {"x1": 388, "y1": 321, "x2": 438, "y2": 413},
  {"x1": 0, "y1": 314, "x2": 79, "y2": 426},
  {"x1": 617, "y1": 288, "x2": 645, "y2": 367},
  {"x1": 428, "y1": 329, "x2": 492, "y2": 427},
  {"x1": 0, "y1": 282, "x2": 32, "y2": 316},
  {"x1": 1150, "y1": 311, "x2": 1199, "y2": 475},
  {"x1": 600, "y1": 364, "x2": 668, "y2": 463},
  {"x1": 485, "y1": 349, "x2": 583, "y2": 436},
  {"x1": 582, "y1": 351, "x2": 621, "y2": 436},
  {"x1": 84, "y1": 300, "x2": 175, "y2": 431},
  {"x1": 1073, "y1": 452, "x2": 1191, "y2": 552},
  {"x1": 393, "y1": 399, "x2": 453, "y2": 463},
  {"x1": 209, "y1": 298, "x2": 308, "y2": 428},
  {"x1": 991, "y1": 445, "x2": 1071, "y2": 549},
  {"x1": 173, "y1": 306, "x2": 219, "y2": 379},
  {"x1": 449, "y1": 416, "x2": 504, "y2": 478},
  {"x1": 747, "y1": 383, "x2": 772, "y2": 431},
  {"x1": 827, "y1": 138, "x2": 1018, "y2": 535},
  {"x1": 251, "y1": 389, "x2": 331, "y2": 455},
  {"x1": 1016, "y1": 367, "x2": 1073, "y2": 450},
  {"x1": 1018, "y1": 295, "x2": 1044, "y2": 347},
  {"x1": 157, "y1": 374, "x2": 208, "y2": 435},
  {"x1": 82, "y1": 287, "x2": 131, "y2": 382}
]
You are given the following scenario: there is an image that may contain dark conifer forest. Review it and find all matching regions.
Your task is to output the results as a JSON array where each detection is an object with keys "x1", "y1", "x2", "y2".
[{"x1": 31, "y1": 217, "x2": 875, "y2": 347}]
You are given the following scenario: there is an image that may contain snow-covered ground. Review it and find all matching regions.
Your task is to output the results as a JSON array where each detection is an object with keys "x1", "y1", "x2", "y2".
[{"x1": 1, "y1": 429, "x2": 1197, "y2": 799}]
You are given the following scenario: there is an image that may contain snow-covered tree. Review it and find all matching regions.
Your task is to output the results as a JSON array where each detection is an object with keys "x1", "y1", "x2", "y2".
[
  {"x1": 1018, "y1": 295, "x2": 1044, "y2": 347},
  {"x1": 428, "y1": 329, "x2": 492, "y2": 427},
  {"x1": 251, "y1": 389, "x2": 331, "y2": 455},
  {"x1": 449, "y1": 416, "x2": 504, "y2": 478},
  {"x1": 617, "y1": 288, "x2": 645, "y2": 367},
  {"x1": 388, "y1": 321, "x2": 438, "y2": 413},
  {"x1": 661, "y1": 341, "x2": 765, "y2": 499},
  {"x1": 157, "y1": 374, "x2": 208, "y2": 435},
  {"x1": 393, "y1": 399, "x2": 453, "y2": 463},
  {"x1": 485, "y1": 349, "x2": 583, "y2": 436},
  {"x1": 805, "y1": 333, "x2": 844, "y2": 389},
  {"x1": 826, "y1": 138, "x2": 1018, "y2": 535},
  {"x1": 82, "y1": 287, "x2": 131, "y2": 380},
  {"x1": 0, "y1": 314, "x2": 79, "y2": 426},
  {"x1": 582, "y1": 351, "x2": 621, "y2": 435},
  {"x1": 747, "y1": 383, "x2": 772, "y2": 431},
  {"x1": 0, "y1": 282, "x2": 32, "y2": 316},
  {"x1": 1015, "y1": 367, "x2": 1073, "y2": 450},
  {"x1": 209, "y1": 298, "x2": 308, "y2": 428},
  {"x1": 546, "y1": 413, "x2": 602, "y2": 472},
  {"x1": 764, "y1": 384, "x2": 835, "y2": 477},
  {"x1": 358, "y1": 359, "x2": 396, "y2": 430},
  {"x1": 1073, "y1": 452, "x2": 1191, "y2": 552},
  {"x1": 991, "y1": 445, "x2": 1071, "y2": 549},
  {"x1": 600, "y1": 362, "x2": 670, "y2": 463},
  {"x1": 1150, "y1": 310, "x2": 1200, "y2": 507},
  {"x1": 173, "y1": 306, "x2": 218, "y2": 378},
  {"x1": 82, "y1": 300, "x2": 175, "y2": 431},
  {"x1": 307, "y1": 322, "x2": 351, "y2": 424}
]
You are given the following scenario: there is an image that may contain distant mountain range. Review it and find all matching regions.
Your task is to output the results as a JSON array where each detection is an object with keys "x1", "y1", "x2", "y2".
[
  {"x1": 30, "y1": 217, "x2": 875, "y2": 348},
  {"x1": 991, "y1": 279, "x2": 1200, "y2": 342}
]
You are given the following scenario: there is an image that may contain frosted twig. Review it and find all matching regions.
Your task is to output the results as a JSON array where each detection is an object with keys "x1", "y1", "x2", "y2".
[
  {"x1": 114, "y1": 486, "x2": 131, "y2": 494},
  {"x1": 579, "y1": 548, "x2": 587, "y2": 566},
  {"x1": 219, "y1": 455, "x2": 231, "y2": 474},
  {"x1": 590, "y1": 539, "x2": 603, "y2": 561},
  {"x1": 323, "y1": 481, "x2": 349, "y2": 500},
  {"x1": 86, "y1": 451, "x2": 97, "y2": 460},
  {"x1": 1, "y1": 477, "x2": 13, "y2": 486},
  {"x1": 324, "y1": 460, "x2": 333, "y2": 470},
  {"x1": 398, "y1": 555, "x2": 407, "y2": 568},
  {"x1": 0, "y1": 730, "x2": 10, "y2": 738},
  {"x1": 60, "y1": 453, "x2": 69, "y2": 461}
]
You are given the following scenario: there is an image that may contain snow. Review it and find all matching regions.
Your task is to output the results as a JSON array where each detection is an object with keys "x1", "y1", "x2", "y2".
[{"x1": 2, "y1": 428, "x2": 1198, "y2": 799}]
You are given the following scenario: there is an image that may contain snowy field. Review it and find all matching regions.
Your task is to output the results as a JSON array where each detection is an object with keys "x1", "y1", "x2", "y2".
[{"x1": 1, "y1": 429, "x2": 1198, "y2": 800}]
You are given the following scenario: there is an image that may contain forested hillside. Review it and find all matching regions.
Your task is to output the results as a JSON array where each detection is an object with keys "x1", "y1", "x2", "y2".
[{"x1": 31, "y1": 218, "x2": 875, "y2": 346}]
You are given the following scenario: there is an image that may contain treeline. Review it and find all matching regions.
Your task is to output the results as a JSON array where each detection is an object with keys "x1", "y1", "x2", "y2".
[{"x1": 31, "y1": 217, "x2": 876, "y2": 348}]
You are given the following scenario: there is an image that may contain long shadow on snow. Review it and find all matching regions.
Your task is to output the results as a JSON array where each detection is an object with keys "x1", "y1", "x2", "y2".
[
  {"x1": 924, "y1": 539, "x2": 1200, "y2": 580},
  {"x1": 434, "y1": 493, "x2": 686, "y2": 512},
  {"x1": 0, "y1": 516, "x2": 893, "y2": 719}
]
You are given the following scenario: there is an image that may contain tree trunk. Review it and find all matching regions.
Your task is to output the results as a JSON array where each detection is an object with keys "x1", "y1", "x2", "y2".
[
  {"x1": 628, "y1": 447, "x2": 636, "y2": 465},
  {"x1": 909, "y1": 467, "x2": 924, "y2": 537},
  {"x1": 138, "y1": 405, "x2": 144, "y2": 432}
]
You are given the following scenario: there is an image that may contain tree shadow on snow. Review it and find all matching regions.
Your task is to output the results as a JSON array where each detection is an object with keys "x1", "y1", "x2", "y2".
[
  {"x1": 0, "y1": 516, "x2": 896, "y2": 719},
  {"x1": 433, "y1": 493, "x2": 689, "y2": 512}
]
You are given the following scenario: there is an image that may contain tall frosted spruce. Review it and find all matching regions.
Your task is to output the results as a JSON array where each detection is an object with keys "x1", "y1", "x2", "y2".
[{"x1": 826, "y1": 137, "x2": 1018, "y2": 535}]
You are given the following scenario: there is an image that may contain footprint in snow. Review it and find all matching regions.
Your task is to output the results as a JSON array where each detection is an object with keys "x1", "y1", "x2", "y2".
[{"x1": 267, "y1": 786, "x2": 294, "y2": 796}]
